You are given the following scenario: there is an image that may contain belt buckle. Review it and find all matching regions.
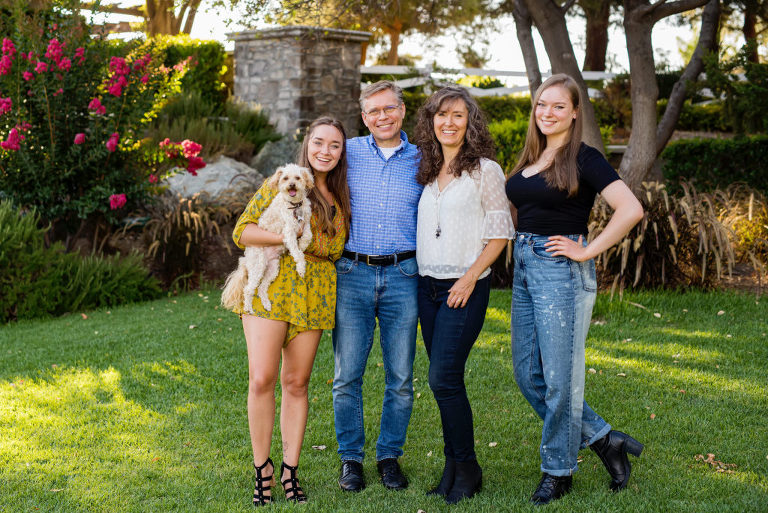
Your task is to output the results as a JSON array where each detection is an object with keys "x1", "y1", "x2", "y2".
[{"x1": 366, "y1": 254, "x2": 374, "y2": 266}]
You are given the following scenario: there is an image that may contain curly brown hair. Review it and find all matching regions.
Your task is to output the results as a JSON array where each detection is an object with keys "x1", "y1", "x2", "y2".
[
  {"x1": 297, "y1": 117, "x2": 351, "y2": 238},
  {"x1": 413, "y1": 87, "x2": 496, "y2": 186}
]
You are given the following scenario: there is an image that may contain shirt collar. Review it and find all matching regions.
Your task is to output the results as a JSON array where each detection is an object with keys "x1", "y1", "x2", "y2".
[{"x1": 366, "y1": 130, "x2": 409, "y2": 156}]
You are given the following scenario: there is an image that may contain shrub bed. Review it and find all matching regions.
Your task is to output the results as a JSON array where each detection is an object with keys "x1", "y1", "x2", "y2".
[
  {"x1": 661, "y1": 135, "x2": 768, "y2": 192},
  {"x1": 0, "y1": 201, "x2": 161, "y2": 323}
]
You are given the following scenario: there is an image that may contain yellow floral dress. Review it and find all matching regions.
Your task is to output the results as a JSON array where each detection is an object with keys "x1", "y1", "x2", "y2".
[{"x1": 232, "y1": 180, "x2": 347, "y2": 343}]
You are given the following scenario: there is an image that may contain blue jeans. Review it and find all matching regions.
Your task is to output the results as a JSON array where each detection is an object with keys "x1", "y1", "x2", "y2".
[
  {"x1": 511, "y1": 232, "x2": 611, "y2": 476},
  {"x1": 332, "y1": 256, "x2": 419, "y2": 462},
  {"x1": 418, "y1": 275, "x2": 491, "y2": 463}
]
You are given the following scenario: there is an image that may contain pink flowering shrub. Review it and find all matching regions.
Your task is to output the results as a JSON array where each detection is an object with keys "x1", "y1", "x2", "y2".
[{"x1": 0, "y1": 8, "x2": 205, "y2": 232}]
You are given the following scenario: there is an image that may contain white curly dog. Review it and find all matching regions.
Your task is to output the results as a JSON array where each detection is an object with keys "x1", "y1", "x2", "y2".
[{"x1": 221, "y1": 163, "x2": 313, "y2": 313}]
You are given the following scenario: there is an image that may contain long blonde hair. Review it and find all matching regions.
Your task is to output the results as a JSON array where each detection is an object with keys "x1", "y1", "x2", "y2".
[{"x1": 509, "y1": 73, "x2": 583, "y2": 197}]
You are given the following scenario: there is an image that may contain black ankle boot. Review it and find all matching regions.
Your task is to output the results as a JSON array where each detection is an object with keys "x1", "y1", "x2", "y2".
[
  {"x1": 530, "y1": 473, "x2": 572, "y2": 505},
  {"x1": 445, "y1": 459, "x2": 481, "y2": 504},
  {"x1": 590, "y1": 430, "x2": 644, "y2": 491},
  {"x1": 427, "y1": 458, "x2": 455, "y2": 497}
]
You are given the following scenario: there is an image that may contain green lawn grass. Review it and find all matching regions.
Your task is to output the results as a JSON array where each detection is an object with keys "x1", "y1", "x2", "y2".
[{"x1": 1, "y1": 289, "x2": 767, "y2": 512}]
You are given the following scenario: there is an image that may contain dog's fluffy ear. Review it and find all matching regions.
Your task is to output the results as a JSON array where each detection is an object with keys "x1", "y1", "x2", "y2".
[
  {"x1": 301, "y1": 167, "x2": 314, "y2": 189},
  {"x1": 269, "y1": 166, "x2": 284, "y2": 188}
]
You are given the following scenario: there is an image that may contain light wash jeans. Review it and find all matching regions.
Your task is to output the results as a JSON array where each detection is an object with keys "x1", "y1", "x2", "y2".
[
  {"x1": 511, "y1": 232, "x2": 611, "y2": 476},
  {"x1": 332, "y1": 256, "x2": 419, "y2": 462}
]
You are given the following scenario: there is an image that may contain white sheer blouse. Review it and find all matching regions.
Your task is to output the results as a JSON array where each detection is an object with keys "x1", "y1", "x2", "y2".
[{"x1": 417, "y1": 158, "x2": 515, "y2": 279}]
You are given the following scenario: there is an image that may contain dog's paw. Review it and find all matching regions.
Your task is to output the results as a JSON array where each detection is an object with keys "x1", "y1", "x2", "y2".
[
  {"x1": 261, "y1": 298, "x2": 272, "y2": 311},
  {"x1": 296, "y1": 262, "x2": 306, "y2": 276}
]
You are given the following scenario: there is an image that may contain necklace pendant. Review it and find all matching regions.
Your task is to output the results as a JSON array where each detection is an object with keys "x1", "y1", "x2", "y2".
[{"x1": 435, "y1": 226, "x2": 441, "y2": 238}]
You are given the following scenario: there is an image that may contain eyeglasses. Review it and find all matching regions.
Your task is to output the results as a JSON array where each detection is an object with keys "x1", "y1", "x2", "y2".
[{"x1": 364, "y1": 105, "x2": 400, "y2": 117}]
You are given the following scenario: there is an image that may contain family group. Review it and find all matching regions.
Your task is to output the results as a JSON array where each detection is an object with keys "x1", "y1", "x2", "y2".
[{"x1": 225, "y1": 75, "x2": 646, "y2": 507}]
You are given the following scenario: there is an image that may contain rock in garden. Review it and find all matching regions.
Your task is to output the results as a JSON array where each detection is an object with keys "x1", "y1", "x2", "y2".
[{"x1": 165, "y1": 155, "x2": 265, "y2": 199}]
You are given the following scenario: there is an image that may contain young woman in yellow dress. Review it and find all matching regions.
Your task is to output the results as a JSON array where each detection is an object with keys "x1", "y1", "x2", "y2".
[{"x1": 230, "y1": 117, "x2": 350, "y2": 506}]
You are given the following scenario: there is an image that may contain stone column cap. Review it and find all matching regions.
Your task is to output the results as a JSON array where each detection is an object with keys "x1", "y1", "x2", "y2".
[{"x1": 229, "y1": 25, "x2": 372, "y2": 43}]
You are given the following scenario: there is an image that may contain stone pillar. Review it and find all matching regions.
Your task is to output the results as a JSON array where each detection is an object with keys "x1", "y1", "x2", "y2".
[{"x1": 230, "y1": 26, "x2": 371, "y2": 136}]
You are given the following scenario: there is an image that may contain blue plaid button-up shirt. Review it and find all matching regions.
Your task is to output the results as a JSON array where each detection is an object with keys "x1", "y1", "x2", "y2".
[{"x1": 345, "y1": 131, "x2": 422, "y2": 255}]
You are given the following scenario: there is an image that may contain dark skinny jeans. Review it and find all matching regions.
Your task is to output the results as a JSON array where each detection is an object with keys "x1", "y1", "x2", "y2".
[{"x1": 417, "y1": 274, "x2": 491, "y2": 463}]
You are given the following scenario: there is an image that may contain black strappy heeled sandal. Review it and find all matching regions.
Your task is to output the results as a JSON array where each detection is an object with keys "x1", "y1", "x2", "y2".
[
  {"x1": 253, "y1": 458, "x2": 274, "y2": 507},
  {"x1": 280, "y1": 461, "x2": 308, "y2": 504}
]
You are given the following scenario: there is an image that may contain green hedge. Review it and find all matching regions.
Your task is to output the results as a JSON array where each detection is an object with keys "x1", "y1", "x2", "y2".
[
  {"x1": 153, "y1": 35, "x2": 228, "y2": 110},
  {"x1": 661, "y1": 135, "x2": 768, "y2": 192},
  {"x1": 0, "y1": 201, "x2": 161, "y2": 323},
  {"x1": 657, "y1": 100, "x2": 731, "y2": 132}
]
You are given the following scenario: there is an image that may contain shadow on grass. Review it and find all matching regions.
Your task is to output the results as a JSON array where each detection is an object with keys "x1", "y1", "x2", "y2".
[{"x1": 1, "y1": 289, "x2": 766, "y2": 512}]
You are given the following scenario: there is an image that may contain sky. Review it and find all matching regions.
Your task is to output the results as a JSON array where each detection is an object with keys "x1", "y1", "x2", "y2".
[{"x1": 93, "y1": 2, "x2": 699, "y2": 89}]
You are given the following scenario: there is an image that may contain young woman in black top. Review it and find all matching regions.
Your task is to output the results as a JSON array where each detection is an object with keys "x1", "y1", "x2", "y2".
[{"x1": 505, "y1": 73, "x2": 645, "y2": 505}]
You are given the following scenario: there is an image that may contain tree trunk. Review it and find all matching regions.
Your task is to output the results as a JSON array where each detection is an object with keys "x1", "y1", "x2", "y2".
[
  {"x1": 145, "y1": 0, "x2": 177, "y2": 36},
  {"x1": 582, "y1": 1, "x2": 610, "y2": 71},
  {"x1": 360, "y1": 41, "x2": 369, "y2": 65},
  {"x1": 523, "y1": 0, "x2": 604, "y2": 152},
  {"x1": 386, "y1": 18, "x2": 402, "y2": 65},
  {"x1": 619, "y1": 0, "x2": 709, "y2": 190},
  {"x1": 513, "y1": 0, "x2": 542, "y2": 97},
  {"x1": 619, "y1": 6, "x2": 657, "y2": 189},
  {"x1": 656, "y1": 0, "x2": 720, "y2": 152},
  {"x1": 743, "y1": 6, "x2": 759, "y2": 63}
]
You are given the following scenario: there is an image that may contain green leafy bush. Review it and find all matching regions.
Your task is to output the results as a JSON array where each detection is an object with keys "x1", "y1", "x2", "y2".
[
  {"x1": 147, "y1": 92, "x2": 280, "y2": 163},
  {"x1": 488, "y1": 116, "x2": 528, "y2": 174},
  {"x1": 152, "y1": 35, "x2": 228, "y2": 110},
  {"x1": 704, "y1": 44, "x2": 768, "y2": 134},
  {"x1": 0, "y1": 4, "x2": 190, "y2": 235},
  {"x1": 0, "y1": 200, "x2": 160, "y2": 323},
  {"x1": 657, "y1": 100, "x2": 730, "y2": 132},
  {"x1": 661, "y1": 135, "x2": 768, "y2": 192}
]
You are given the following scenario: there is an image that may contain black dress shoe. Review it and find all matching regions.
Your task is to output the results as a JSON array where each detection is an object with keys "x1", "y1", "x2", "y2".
[
  {"x1": 339, "y1": 460, "x2": 365, "y2": 492},
  {"x1": 530, "y1": 473, "x2": 572, "y2": 505},
  {"x1": 377, "y1": 458, "x2": 408, "y2": 490},
  {"x1": 445, "y1": 459, "x2": 482, "y2": 504},
  {"x1": 590, "y1": 430, "x2": 644, "y2": 491}
]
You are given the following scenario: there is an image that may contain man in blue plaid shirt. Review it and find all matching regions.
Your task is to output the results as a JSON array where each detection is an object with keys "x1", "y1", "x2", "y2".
[{"x1": 333, "y1": 81, "x2": 423, "y2": 493}]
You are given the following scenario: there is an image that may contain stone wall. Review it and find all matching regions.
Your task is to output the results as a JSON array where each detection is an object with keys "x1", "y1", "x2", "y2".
[{"x1": 231, "y1": 26, "x2": 371, "y2": 137}]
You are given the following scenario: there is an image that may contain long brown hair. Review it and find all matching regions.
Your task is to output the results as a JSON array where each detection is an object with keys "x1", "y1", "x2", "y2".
[
  {"x1": 413, "y1": 86, "x2": 496, "y2": 185},
  {"x1": 509, "y1": 73, "x2": 583, "y2": 197},
  {"x1": 297, "y1": 117, "x2": 351, "y2": 237}
]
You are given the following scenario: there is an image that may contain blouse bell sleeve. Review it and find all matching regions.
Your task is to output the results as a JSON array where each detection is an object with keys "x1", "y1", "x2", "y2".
[
  {"x1": 479, "y1": 160, "x2": 516, "y2": 244},
  {"x1": 232, "y1": 180, "x2": 276, "y2": 250}
]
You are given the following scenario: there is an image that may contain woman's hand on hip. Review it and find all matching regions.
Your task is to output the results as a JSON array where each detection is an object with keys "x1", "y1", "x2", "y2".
[
  {"x1": 447, "y1": 272, "x2": 477, "y2": 309},
  {"x1": 545, "y1": 235, "x2": 591, "y2": 262}
]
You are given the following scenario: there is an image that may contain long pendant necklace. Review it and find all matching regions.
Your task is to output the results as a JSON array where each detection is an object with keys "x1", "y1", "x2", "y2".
[{"x1": 435, "y1": 189, "x2": 442, "y2": 238}]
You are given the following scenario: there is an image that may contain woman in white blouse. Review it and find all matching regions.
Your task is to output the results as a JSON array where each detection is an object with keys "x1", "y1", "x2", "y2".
[{"x1": 413, "y1": 87, "x2": 515, "y2": 504}]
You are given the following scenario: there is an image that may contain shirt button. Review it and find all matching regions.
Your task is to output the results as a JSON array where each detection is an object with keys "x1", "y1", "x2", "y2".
[{"x1": 377, "y1": 224, "x2": 381, "y2": 228}]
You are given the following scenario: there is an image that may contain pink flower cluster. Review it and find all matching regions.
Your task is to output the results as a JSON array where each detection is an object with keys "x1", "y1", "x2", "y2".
[
  {"x1": 109, "y1": 193, "x2": 127, "y2": 210},
  {"x1": 0, "y1": 97, "x2": 11, "y2": 115},
  {"x1": 159, "y1": 138, "x2": 206, "y2": 175},
  {"x1": 1, "y1": 128, "x2": 21, "y2": 151},
  {"x1": 88, "y1": 97, "x2": 106, "y2": 115},
  {"x1": 105, "y1": 57, "x2": 130, "y2": 97},
  {"x1": 106, "y1": 132, "x2": 119, "y2": 152},
  {"x1": 0, "y1": 38, "x2": 16, "y2": 76}
]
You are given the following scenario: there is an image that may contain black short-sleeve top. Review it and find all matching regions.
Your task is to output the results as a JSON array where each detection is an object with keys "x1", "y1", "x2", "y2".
[{"x1": 505, "y1": 143, "x2": 620, "y2": 236}]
